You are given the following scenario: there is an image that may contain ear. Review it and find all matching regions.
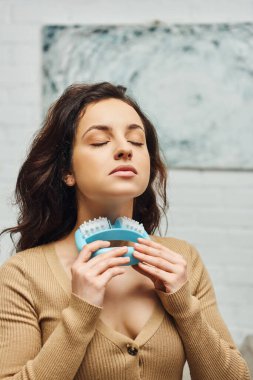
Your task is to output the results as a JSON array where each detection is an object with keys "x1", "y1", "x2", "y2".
[{"x1": 63, "y1": 173, "x2": 76, "y2": 187}]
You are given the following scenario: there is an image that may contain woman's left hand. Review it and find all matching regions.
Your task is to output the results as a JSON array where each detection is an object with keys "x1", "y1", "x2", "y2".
[{"x1": 132, "y1": 238, "x2": 188, "y2": 294}]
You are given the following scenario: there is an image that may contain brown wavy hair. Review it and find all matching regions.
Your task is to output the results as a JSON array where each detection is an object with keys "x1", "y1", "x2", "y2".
[{"x1": 0, "y1": 82, "x2": 169, "y2": 254}]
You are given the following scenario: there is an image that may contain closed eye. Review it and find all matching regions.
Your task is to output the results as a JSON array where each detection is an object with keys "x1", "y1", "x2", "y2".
[{"x1": 91, "y1": 141, "x2": 144, "y2": 147}]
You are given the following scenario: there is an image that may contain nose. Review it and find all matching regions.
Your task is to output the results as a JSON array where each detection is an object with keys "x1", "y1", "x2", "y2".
[{"x1": 114, "y1": 147, "x2": 133, "y2": 160}]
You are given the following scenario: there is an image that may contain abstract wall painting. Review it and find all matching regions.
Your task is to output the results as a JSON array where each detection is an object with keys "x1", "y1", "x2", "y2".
[{"x1": 42, "y1": 22, "x2": 253, "y2": 170}]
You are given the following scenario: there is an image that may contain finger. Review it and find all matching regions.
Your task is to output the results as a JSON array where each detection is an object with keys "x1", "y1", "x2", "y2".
[
  {"x1": 133, "y1": 250, "x2": 176, "y2": 272},
  {"x1": 137, "y1": 237, "x2": 164, "y2": 249},
  {"x1": 90, "y1": 254, "x2": 130, "y2": 275},
  {"x1": 138, "y1": 262, "x2": 187, "y2": 293},
  {"x1": 134, "y1": 242, "x2": 160, "y2": 257},
  {"x1": 138, "y1": 238, "x2": 179, "y2": 256},
  {"x1": 76, "y1": 240, "x2": 111, "y2": 264},
  {"x1": 88, "y1": 246, "x2": 129, "y2": 268},
  {"x1": 135, "y1": 239, "x2": 179, "y2": 264},
  {"x1": 132, "y1": 264, "x2": 155, "y2": 281},
  {"x1": 98, "y1": 266, "x2": 127, "y2": 287},
  {"x1": 137, "y1": 262, "x2": 172, "y2": 283}
]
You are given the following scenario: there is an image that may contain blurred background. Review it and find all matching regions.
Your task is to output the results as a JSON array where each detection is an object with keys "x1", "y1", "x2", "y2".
[{"x1": 0, "y1": 0, "x2": 252, "y2": 377}]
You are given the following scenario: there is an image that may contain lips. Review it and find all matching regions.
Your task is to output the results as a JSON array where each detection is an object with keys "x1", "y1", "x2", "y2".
[{"x1": 109, "y1": 165, "x2": 137, "y2": 175}]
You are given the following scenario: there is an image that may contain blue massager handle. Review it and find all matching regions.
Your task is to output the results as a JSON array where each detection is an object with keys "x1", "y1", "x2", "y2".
[{"x1": 75, "y1": 219, "x2": 150, "y2": 266}]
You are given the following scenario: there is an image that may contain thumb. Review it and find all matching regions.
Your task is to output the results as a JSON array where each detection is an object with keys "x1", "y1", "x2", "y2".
[{"x1": 132, "y1": 264, "x2": 154, "y2": 282}]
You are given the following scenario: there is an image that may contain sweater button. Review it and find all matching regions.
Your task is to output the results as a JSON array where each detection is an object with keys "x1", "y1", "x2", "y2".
[{"x1": 126, "y1": 343, "x2": 138, "y2": 356}]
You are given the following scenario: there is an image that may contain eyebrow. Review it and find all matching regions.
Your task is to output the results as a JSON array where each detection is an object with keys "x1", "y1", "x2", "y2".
[{"x1": 82, "y1": 124, "x2": 145, "y2": 139}]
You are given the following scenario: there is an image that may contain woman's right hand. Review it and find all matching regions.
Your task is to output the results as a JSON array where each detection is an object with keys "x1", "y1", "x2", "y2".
[{"x1": 71, "y1": 240, "x2": 130, "y2": 307}]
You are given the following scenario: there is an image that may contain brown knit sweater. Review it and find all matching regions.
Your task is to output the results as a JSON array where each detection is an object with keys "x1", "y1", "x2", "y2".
[{"x1": 0, "y1": 236, "x2": 250, "y2": 379}]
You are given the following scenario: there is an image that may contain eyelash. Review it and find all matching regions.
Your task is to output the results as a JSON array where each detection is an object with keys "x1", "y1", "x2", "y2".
[{"x1": 91, "y1": 142, "x2": 144, "y2": 147}]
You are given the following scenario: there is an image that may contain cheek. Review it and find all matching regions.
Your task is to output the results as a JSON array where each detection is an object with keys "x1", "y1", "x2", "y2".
[
  {"x1": 139, "y1": 153, "x2": 151, "y2": 185},
  {"x1": 72, "y1": 148, "x2": 101, "y2": 174},
  {"x1": 144, "y1": 151, "x2": 151, "y2": 173},
  {"x1": 72, "y1": 155, "x2": 105, "y2": 198}
]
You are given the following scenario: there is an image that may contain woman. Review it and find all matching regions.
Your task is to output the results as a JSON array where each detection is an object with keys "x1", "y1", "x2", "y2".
[{"x1": 0, "y1": 82, "x2": 250, "y2": 379}]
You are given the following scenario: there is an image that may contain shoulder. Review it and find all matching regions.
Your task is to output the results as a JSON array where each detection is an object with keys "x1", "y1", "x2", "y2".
[
  {"x1": 0, "y1": 245, "x2": 51, "y2": 316},
  {"x1": 0, "y1": 243, "x2": 57, "y2": 308},
  {"x1": 0, "y1": 244, "x2": 49, "y2": 281}
]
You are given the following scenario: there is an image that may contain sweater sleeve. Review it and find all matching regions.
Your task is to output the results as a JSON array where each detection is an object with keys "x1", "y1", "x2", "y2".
[
  {"x1": 154, "y1": 243, "x2": 250, "y2": 380},
  {"x1": 0, "y1": 254, "x2": 103, "y2": 380}
]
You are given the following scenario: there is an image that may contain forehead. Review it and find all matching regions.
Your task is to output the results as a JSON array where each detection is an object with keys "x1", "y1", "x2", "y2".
[{"x1": 78, "y1": 98, "x2": 143, "y2": 129}]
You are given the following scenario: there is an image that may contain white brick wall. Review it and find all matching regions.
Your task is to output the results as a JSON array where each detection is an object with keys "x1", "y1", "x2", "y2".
[
  {"x1": 161, "y1": 170, "x2": 253, "y2": 344},
  {"x1": 0, "y1": 0, "x2": 253, "y2": 347}
]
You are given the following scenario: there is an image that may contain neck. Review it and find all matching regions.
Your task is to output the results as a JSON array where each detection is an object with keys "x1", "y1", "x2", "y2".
[
  {"x1": 62, "y1": 198, "x2": 135, "y2": 251},
  {"x1": 74, "y1": 196, "x2": 134, "y2": 228}
]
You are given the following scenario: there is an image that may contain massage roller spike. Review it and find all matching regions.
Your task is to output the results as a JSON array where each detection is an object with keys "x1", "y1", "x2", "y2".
[{"x1": 75, "y1": 216, "x2": 150, "y2": 266}]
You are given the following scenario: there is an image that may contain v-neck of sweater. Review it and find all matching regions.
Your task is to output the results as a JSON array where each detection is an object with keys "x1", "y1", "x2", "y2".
[{"x1": 43, "y1": 242, "x2": 165, "y2": 347}]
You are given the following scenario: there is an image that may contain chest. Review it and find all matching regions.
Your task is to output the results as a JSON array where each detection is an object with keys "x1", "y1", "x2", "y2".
[
  {"x1": 99, "y1": 272, "x2": 160, "y2": 340},
  {"x1": 54, "y1": 243, "x2": 159, "y2": 340}
]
